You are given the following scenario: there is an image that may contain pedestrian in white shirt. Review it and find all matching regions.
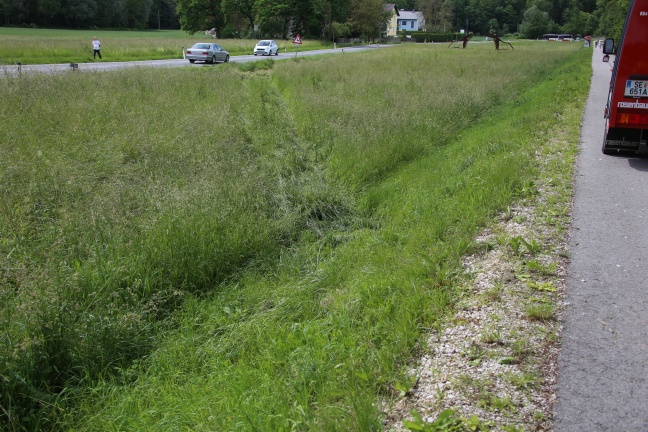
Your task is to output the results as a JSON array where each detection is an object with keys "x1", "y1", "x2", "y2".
[{"x1": 92, "y1": 37, "x2": 102, "y2": 60}]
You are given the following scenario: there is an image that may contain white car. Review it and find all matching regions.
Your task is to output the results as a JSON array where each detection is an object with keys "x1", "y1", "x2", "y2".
[{"x1": 254, "y1": 40, "x2": 279, "y2": 56}]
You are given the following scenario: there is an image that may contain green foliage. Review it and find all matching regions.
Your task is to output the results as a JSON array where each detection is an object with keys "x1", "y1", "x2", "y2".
[
  {"x1": 349, "y1": 0, "x2": 389, "y2": 38},
  {"x1": 478, "y1": 395, "x2": 516, "y2": 412},
  {"x1": 463, "y1": 342, "x2": 486, "y2": 364},
  {"x1": 506, "y1": 371, "x2": 540, "y2": 390},
  {"x1": 525, "y1": 303, "x2": 555, "y2": 320},
  {"x1": 237, "y1": 57, "x2": 274, "y2": 71},
  {"x1": 525, "y1": 260, "x2": 557, "y2": 275},
  {"x1": 520, "y1": 5, "x2": 559, "y2": 38},
  {"x1": 176, "y1": 0, "x2": 224, "y2": 34},
  {"x1": 0, "y1": 0, "x2": 627, "y2": 43},
  {"x1": 0, "y1": 0, "x2": 160, "y2": 28},
  {"x1": 404, "y1": 409, "x2": 469, "y2": 431},
  {"x1": 331, "y1": 21, "x2": 352, "y2": 38},
  {"x1": 418, "y1": 0, "x2": 454, "y2": 33},
  {"x1": 509, "y1": 236, "x2": 541, "y2": 256},
  {"x1": 526, "y1": 281, "x2": 557, "y2": 292},
  {"x1": 481, "y1": 327, "x2": 504, "y2": 345},
  {"x1": 562, "y1": 8, "x2": 598, "y2": 35},
  {"x1": 395, "y1": 374, "x2": 419, "y2": 396},
  {"x1": 596, "y1": 0, "x2": 632, "y2": 40},
  {"x1": 0, "y1": 43, "x2": 591, "y2": 430}
]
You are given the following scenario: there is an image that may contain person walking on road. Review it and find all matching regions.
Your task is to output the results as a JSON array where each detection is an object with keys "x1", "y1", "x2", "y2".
[{"x1": 92, "y1": 37, "x2": 102, "y2": 60}]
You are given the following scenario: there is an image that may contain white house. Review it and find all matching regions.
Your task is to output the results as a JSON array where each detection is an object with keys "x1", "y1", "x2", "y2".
[{"x1": 397, "y1": 10, "x2": 425, "y2": 32}]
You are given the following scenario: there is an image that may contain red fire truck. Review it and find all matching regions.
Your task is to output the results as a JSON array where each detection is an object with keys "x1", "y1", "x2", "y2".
[{"x1": 601, "y1": 0, "x2": 648, "y2": 154}]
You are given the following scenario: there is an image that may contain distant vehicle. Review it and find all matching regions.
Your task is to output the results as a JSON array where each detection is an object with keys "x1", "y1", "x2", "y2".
[
  {"x1": 186, "y1": 43, "x2": 230, "y2": 64},
  {"x1": 541, "y1": 34, "x2": 559, "y2": 41},
  {"x1": 601, "y1": 0, "x2": 648, "y2": 154},
  {"x1": 540, "y1": 34, "x2": 573, "y2": 42},
  {"x1": 254, "y1": 40, "x2": 279, "y2": 56}
]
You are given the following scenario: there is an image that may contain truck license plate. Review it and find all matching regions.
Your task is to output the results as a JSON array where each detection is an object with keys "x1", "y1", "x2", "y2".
[{"x1": 625, "y1": 80, "x2": 648, "y2": 98}]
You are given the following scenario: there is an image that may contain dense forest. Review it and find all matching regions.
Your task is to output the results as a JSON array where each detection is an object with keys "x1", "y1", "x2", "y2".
[{"x1": 0, "y1": 0, "x2": 631, "y2": 43}]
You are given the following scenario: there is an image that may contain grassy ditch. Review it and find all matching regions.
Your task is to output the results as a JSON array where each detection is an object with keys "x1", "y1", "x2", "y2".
[
  {"x1": 0, "y1": 27, "x2": 331, "y2": 65},
  {"x1": 0, "y1": 43, "x2": 590, "y2": 430}
]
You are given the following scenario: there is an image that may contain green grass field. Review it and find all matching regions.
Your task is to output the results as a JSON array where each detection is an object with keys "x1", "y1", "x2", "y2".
[
  {"x1": 0, "y1": 42, "x2": 590, "y2": 430},
  {"x1": 0, "y1": 28, "x2": 333, "y2": 64}
]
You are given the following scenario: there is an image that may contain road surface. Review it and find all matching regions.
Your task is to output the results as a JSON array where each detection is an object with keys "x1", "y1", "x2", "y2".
[
  {"x1": 554, "y1": 46, "x2": 648, "y2": 430},
  {"x1": 0, "y1": 45, "x2": 393, "y2": 77}
]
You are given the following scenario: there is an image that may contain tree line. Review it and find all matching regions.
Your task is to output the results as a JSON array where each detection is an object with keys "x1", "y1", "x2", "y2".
[{"x1": 0, "y1": 0, "x2": 631, "y2": 41}]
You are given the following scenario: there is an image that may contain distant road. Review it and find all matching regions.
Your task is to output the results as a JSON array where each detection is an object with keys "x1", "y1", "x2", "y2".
[
  {"x1": 0, "y1": 44, "x2": 395, "y2": 77},
  {"x1": 553, "y1": 46, "x2": 648, "y2": 429}
]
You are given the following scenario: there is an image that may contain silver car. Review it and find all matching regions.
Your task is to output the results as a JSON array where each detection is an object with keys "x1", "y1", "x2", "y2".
[
  {"x1": 186, "y1": 43, "x2": 230, "y2": 64},
  {"x1": 254, "y1": 40, "x2": 279, "y2": 56}
]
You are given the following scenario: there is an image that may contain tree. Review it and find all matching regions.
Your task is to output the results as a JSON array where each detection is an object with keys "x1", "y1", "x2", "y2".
[
  {"x1": 349, "y1": 0, "x2": 388, "y2": 39},
  {"x1": 147, "y1": 0, "x2": 180, "y2": 29},
  {"x1": 36, "y1": 0, "x2": 61, "y2": 26},
  {"x1": 176, "y1": 0, "x2": 221, "y2": 33},
  {"x1": 63, "y1": 0, "x2": 98, "y2": 27},
  {"x1": 315, "y1": 0, "x2": 351, "y2": 40},
  {"x1": 394, "y1": 0, "x2": 417, "y2": 9},
  {"x1": 222, "y1": 0, "x2": 255, "y2": 30},
  {"x1": 126, "y1": 0, "x2": 152, "y2": 28},
  {"x1": 562, "y1": 7, "x2": 597, "y2": 35},
  {"x1": 254, "y1": 0, "x2": 291, "y2": 37},
  {"x1": 418, "y1": 0, "x2": 454, "y2": 32},
  {"x1": 520, "y1": 5, "x2": 557, "y2": 38},
  {"x1": 95, "y1": 0, "x2": 127, "y2": 27},
  {"x1": 331, "y1": 20, "x2": 351, "y2": 37},
  {"x1": 596, "y1": 0, "x2": 630, "y2": 41}
]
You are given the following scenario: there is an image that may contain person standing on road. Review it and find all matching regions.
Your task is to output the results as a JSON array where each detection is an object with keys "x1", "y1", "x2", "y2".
[{"x1": 92, "y1": 37, "x2": 102, "y2": 60}]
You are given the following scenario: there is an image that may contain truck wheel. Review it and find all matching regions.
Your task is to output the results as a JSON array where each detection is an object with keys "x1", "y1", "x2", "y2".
[{"x1": 602, "y1": 138, "x2": 617, "y2": 155}]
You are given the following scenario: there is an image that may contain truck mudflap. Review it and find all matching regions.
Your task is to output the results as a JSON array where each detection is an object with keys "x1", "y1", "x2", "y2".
[{"x1": 602, "y1": 127, "x2": 648, "y2": 154}]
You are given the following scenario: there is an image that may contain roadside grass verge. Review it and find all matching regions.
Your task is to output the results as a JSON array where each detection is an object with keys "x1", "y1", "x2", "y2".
[
  {"x1": 0, "y1": 43, "x2": 589, "y2": 430},
  {"x1": 0, "y1": 27, "x2": 332, "y2": 64}
]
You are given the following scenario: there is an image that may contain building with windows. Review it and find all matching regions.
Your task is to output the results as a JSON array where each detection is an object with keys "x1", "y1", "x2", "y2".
[{"x1": 397, "y1": 10, "x2": 425, "y2": 32}]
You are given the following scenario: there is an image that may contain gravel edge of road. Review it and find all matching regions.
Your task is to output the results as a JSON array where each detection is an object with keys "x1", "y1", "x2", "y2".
[{"x1": 382, "y1": 116, "x2": 580, "y2": 430}]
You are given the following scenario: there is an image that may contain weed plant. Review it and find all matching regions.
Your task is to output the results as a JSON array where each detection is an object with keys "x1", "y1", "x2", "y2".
[
  {"x1": 0, "y1": 42, "x2": 590, "y2": 430},
  {"x1": 0, "y1": 27, "x2": 331, "y2": 65}
]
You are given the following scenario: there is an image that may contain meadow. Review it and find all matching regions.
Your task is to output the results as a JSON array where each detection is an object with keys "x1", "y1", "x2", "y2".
[
  {"x1": 0, "y1": 28, "x2": 332, "y2": 64},
  {"x1": 0, "y1": 42, "x2": 590, "y2": 430}
]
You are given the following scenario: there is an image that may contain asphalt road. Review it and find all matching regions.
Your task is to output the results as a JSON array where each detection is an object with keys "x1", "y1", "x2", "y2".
[
  {"x1": 554, "y1": 48, "x2": 648, "y2": 429},
  {"x1": 0, "y1": 44, "x2": 392, "y2": 77}
]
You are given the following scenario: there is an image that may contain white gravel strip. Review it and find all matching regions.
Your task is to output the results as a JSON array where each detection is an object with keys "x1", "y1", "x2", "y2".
[{"x1": 383, "y1": 141, "x2": 573, "y2": 431}]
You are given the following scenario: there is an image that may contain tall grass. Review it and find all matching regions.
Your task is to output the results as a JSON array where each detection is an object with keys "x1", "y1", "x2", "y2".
[
  {"x1": 0, "y1": 42, "x2": 590, "y2": 430},
  {"x1": 0, "y1": 28, "x2": 332, "y2": 64}
]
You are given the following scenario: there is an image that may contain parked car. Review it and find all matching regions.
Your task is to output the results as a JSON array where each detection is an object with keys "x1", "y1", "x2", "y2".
[
  {"x1": 186, "y1": 43, "x2": 230, "y2": 64},
  {"x1": 254, "y1": 40, "x2": 279, "y2": 56}
]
